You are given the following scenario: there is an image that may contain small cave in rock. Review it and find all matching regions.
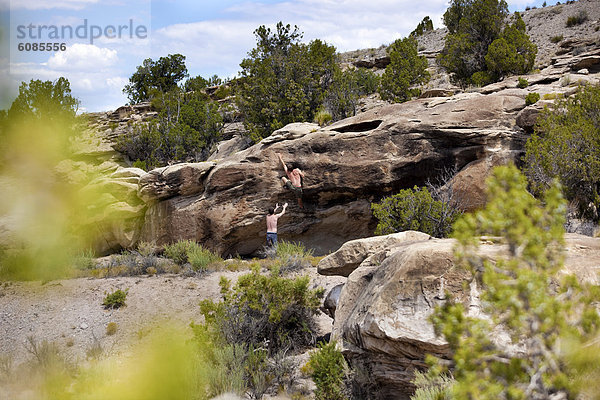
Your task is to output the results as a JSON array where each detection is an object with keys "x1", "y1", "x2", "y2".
[{"x1": 335, "y1": 120, "x2": 383, "y2": 133}]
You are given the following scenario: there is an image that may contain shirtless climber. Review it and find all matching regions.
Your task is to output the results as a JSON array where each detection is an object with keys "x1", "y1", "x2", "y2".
[
  {"x1": 266, "y1": 202, "x2": 288, "y2": 247},
  {"x1": 278, "y1": 153, "x2": 305, "y2": 208}
]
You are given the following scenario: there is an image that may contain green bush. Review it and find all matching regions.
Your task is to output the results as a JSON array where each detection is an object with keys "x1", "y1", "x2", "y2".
[
  {"x1": 325, "y1": 67, "x2": 380, "y2": 121},
  {"x1": 199, "y1": 266, "x2": 323, "y2": 353},
  {"x1": 116, "y1": 87, "x2": 223, "y2": 169},
  {"x1": 102, "y1": 289, "x2": 128, "y2": 309},
  {"x1": 566, "y1": 10, "x2": 588, "y2": 27},
  {"x1": 305, "y1": 341, "x2": 348, "y2": 400},
  {"x1": 471, "y1": 71, "x2": 494, "y2": 87},
  {"x1": 371, "y1": 186, "x2": 460, "y2": 238},
  {"x1": 164, "y1": 239, "x2": 198, "y2": 265},
  {"x1": 73, "y1": 249, "x2": 96, "y2": 270},
  {"x1": 275, "y1": 240, "x2": 315, "y2": 273},
  {"x1": 551, "y1": 34, "x2": 564, "y2": 43},
  {"x1": 123, "y1": 54, "x2": 188, "y2": 104},
  {"x1": 410, "y1": 16, "x2": 434, "y2": 37},
  {"x1": 517, "y1": 77, "x2": 529, "y2": 88},
  {"x1": 524, "y1": 84, "x2": 600, "y2": 220},
  {"x1": 484, "y1": 14, "x2": 537, "y2": 81},
  {"x1": 106, "y1": 322, "x2": 118, "y2": 336},
  {"x1": 410, "y1": 370, "x2": 454, "y2": 400},
  {"x1": 188, "y1": 245, "x2": 222, "y2": 272},
  {"x1": 314, "y1": 110, "x2": 332, "y2": 126},
  {"x1": 379, "y1": 37, "x2": 429, "y2": 103},
  {"x1": 24, "y1": 336, "x2": 64, "y2": 370},
  {"x1": 525, "y1": 92, "x2": 540, "y2": 105}
]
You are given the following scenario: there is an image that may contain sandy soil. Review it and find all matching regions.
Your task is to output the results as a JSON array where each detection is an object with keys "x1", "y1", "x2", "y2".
[{"x1": 0, "y1": 267, "x2": 344, "y2": 370}]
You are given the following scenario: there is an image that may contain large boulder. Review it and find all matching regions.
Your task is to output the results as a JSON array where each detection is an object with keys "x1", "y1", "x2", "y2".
[
  {"x1": 140, "y1": 92, "x2": 528, "y2": 256},
  {"x1": 317, "y1": 231, "x2": 431, "y2": 277},
  {"x1": 326, "y1": 233, "x2": 600, "y2": 398}
]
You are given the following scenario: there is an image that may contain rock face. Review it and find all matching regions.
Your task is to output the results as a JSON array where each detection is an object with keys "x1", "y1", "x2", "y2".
[
  {"x1": 138, "y1": 162, "x2": 216, "y2": 203},
  {"x1": 138, "y1": 92, "x2": 529, "y2": 256},
  {"x1": 322, "y1": 233, "x2": 600, "y2": 398}
]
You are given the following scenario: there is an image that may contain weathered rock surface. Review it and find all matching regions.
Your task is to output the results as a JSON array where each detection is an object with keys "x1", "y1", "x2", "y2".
[
  {"x1": 138, "y1": 162, "x2": 216, "y2": 203},
  {"x1": 138, "y1": 91, "x2": 530, "y2": 256},
  {"x1": 81, "y1": 167, "x2": 147, "y2": 254},
  {"x1": 325, "y1": 233, "x2": 600, "y2": 398},
  {"x1": 317, "y1": 231, "x2": 431, "y2": 277}
]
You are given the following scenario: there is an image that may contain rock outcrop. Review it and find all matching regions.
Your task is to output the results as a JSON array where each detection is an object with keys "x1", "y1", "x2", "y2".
[
  {"x1": 137, "y1": 91, "x2": 530, "y2": 256},
  {"x1": 322, "y1": 233, "x2": 600, "y2": 398}
]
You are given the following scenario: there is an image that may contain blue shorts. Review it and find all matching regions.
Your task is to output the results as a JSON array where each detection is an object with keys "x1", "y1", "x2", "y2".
[{"x1": 266, "y1": 232, "x2": 278, "y2": 246}]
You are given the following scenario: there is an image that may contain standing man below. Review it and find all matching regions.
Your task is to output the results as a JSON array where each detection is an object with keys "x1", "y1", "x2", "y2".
[
  {"x1": 266, "y1": 202, "x2": 288, "y2": 247},
  {"x1": 278, "y1": 153, "x2": 305, "y2": 208}
]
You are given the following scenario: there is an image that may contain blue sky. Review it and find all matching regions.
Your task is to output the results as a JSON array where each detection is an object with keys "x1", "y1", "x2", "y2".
[{"x1": 1, "y1": 0, "x2": 550, "y2": 112}]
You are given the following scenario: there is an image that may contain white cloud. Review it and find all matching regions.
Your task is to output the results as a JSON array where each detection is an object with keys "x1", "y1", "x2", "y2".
[
  {"x1": 8, "y1": 0, "x2": 99, "y2": 10},
  {"x1": 106, "y1": 76, "x2": 128, "y2": 89},
  {"x1": 152, "y1": 0, "x2": 448, "y2": 80},
  {"x1": 47, "y1": 43, "x2": 118, "y2": 71}
]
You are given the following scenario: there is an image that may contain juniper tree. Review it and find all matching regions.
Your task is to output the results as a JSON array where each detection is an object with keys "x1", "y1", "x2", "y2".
[
  {"x1": 524, "y1": 84, "x2": 600, "y2": 221},
  {"x1": 236, "y1": 22, "x2": 337, "y2": 141},
  {"x1": 379, "y1": 36, "x2": 430, "y2": 103}
]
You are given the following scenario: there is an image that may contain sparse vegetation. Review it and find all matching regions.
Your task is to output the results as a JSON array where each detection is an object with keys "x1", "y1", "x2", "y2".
[
  {"x1": 163, "y1": 239, "x2": 198, "y2": 265},
  {"x1": 188, "y1": 245, "x2": 223, "y2": 272},
  {"x1": 237, "y1": 22, "x2": 337, "y2": 142},
  {"x1": 86, "y1": 334, "x2": 104, "y2": 360},
  {"x1": 410, "y1": 371, "x2": 454, "y2": 400},
  {"x1": 106, "y1": 322, "x2": 118, "y2": 336},
  {"x1": 566, "y1": 10, "x2": 588, "y2": 27},
  {"x1": 73, "y1": 249, "x2": 96, "y2": 270},
  {"x1": 525, "y1": 92, "x2": 540, "y2": 105},
  {"x1": 102, "y1": 288, "x2": 128, "y2": 309},
  {"x1": 24, "y1": 336, "x2": 63, "y2": 370},
  {"x1": 543, "y1": 92, "x2": 561, "y2": 100},
  {"x1": 305, "y1": 341, "x2": 348, "y2": 400},
  {"x1": 274, "y1": 240, "x2": 315, "y2": 273},
  {"x1": 123, "y1": 54, "x2": 188, "y2": 104},
  {"x1": 517, "y1": 77, "x2": 529, "y2": 88},
  {"x1": 551, "y1": 34, "x2": 564, "y2": 43},
  {"x1": 371, "y1": 186, "x2": 461, "y2": 238}
]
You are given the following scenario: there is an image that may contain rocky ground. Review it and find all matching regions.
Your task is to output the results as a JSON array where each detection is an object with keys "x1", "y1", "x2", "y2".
[{"x1": 0, "y1": 263, "x2": 344, "y2": 399}]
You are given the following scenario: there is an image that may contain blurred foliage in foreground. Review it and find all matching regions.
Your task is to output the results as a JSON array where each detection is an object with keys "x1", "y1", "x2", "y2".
[
  {"x1": 426, "y1": 165, "x2": 600, "y2": 399},
  {"x1": 0, "y1": 77, "x2": 103, "y2": 281}
]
